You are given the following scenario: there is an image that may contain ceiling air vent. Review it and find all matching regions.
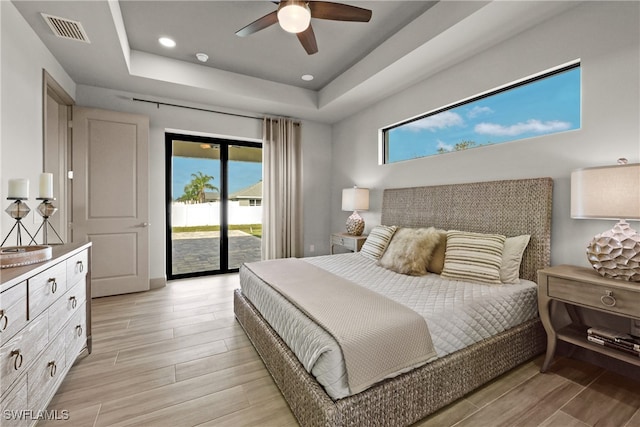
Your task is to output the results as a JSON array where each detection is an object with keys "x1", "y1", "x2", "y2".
[{"x1": 41, "y1": 13, "x2": 90, "y2": 43}]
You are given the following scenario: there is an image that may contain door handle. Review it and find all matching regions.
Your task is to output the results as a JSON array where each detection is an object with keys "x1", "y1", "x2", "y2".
[{"x1": 139, "y1": 222, "x2": 150, "y2": 227}]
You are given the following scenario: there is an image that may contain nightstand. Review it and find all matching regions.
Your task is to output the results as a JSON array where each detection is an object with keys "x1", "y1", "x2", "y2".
[
  {"x1": 330, "y1": 233, "x2": 367, "y2": 254},
  {"x1": 537, "y1": 265, "x2": 640, "y2": 372}
]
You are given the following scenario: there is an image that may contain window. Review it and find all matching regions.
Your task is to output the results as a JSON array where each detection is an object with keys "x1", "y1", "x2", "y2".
[{"x1": 382, "y1": 63, "x2": 581, "y2": 164}]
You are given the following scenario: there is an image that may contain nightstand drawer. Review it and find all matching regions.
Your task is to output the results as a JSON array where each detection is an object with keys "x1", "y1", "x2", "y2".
[
  {"x1": 331, "y1": 234, "x2": 356, "y2": 251},
  {"x1": 547, "y1": 276, "x2": 640, "y2": 318}
]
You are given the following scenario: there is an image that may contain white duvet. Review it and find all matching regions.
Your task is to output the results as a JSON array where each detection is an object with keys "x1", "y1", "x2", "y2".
[{"x1": 239, "y1": 253, "x2": 538, "y2": 400}]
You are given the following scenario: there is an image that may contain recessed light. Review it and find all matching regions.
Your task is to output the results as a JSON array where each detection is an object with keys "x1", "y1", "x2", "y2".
[
  {"x1": 301, "y1": 74, "x2": 314, "y2": 81},
  {"x1": 159, "y1": 37, "x2": 176, "y2": 48},
  {"x1": 196, "y1": 53, "x2": 209, "y2": 63}
]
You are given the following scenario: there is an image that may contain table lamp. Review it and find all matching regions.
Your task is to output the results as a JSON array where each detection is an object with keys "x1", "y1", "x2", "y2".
[
  {"x1": 571, "y1": 161, "x2": 640, "y2": 281},
  {"x1": 342, "y1": 186, "x2": 369, "y2": 236}
]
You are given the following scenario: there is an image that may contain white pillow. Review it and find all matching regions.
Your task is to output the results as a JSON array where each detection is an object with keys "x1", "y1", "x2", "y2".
[
  {"x1": 360, "y1": 225, "x2": 397, "y2": 260},
  {"x1": 500, "y1": 235, "x2": 531, "y2": 284},
  {"x1": 441, "y1": 230, "x2": 506, "y2": 284}
]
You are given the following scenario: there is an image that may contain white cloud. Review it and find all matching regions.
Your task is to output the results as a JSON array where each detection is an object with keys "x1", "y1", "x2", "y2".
[
  {"x1": 474, "y1": 119, "x2": 572, "y2": 136},
  {"x1": 436, "y1": 140, "x2": 453, "y2": 152},
  {"x1": 467, "y1": 106, "x2": 493, "y2": 118},
  {"x1": 404, "y1": 111, "x2": 464, "y2": 132}
]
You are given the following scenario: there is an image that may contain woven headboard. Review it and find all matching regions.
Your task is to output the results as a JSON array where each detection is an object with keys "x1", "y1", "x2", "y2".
[{"x1": 381, "y1": 178, "x2": 553, "y2": 282}]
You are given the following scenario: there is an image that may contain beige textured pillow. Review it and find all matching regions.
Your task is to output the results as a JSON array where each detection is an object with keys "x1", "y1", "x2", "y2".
[
  {"x1": 441, "y1": 230, "x2": 506, "y2": 284},
  {"x1": 427, "y1": 229, "x2": 447, "y2": 274},
  {"x1": 500, "y1": 235, "x2": 531, "y2": 283},
  {"x1": 377, "y1": 227, "x2": 440, "y2": 276}
]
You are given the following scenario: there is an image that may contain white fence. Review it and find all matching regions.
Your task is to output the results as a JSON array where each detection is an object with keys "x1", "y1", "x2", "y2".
[{"x1": 171, "y1": 201, "x2": 262, "y2": 227}]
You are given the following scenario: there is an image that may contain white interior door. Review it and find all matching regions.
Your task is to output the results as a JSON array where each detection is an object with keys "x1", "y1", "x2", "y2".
[{"x1": 72, "y1": 106, "x2": 149, "y2": 297}]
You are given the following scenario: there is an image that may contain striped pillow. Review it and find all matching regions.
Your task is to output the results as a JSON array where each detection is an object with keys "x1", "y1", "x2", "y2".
[
  {"x1": 360, "y1": 225, "x2": 398, "y2": 260},
  {"x1": 441, "y1": 230, "x2": 506, "y2": 284}
]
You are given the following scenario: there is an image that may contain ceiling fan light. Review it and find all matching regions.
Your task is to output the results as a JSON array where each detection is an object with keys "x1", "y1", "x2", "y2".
[{"x1": 277, "y1": 2, "x2": 311, "y2": 33}]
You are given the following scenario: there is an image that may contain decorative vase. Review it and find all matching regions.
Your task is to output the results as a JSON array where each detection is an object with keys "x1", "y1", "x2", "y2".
[{"x1": 345, "y1": 211, "x2": 365, "y2": 236}]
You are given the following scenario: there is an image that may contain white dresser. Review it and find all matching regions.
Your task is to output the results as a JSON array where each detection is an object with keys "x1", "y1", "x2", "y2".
[{"x1": 0, "y1": 242, "x2": 91, "y2": 426}]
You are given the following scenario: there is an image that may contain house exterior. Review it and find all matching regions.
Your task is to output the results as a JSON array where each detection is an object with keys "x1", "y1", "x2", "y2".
[{"x1": 230, "y1": 181, "x2": 262, "y2": 207}]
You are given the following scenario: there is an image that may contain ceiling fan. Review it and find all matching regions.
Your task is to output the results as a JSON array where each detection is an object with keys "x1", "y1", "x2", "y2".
[{"x1": 236, "y1": 1, "x2": 372, "y2": 55}]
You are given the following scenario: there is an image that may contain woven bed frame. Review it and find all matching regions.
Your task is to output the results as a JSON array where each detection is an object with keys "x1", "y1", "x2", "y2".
[{"x1": 234, "y1": 177, "x2": 553, "y2": 426}]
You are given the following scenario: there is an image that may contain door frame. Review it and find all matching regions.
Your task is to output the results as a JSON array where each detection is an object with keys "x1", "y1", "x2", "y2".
[
  {"x1": 165, "y1": 132, "x2": 262, "y2": 280},
  {"x1": 43, "y1": 70, "x2": 73, "y2": 243}
]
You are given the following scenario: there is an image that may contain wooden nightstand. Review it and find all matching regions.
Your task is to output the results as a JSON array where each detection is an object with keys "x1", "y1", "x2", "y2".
[
  {"x1": 330, "y1": 233, "x2": 367, "y2": 254},
  {"x1": 537, "y1": 265, "x2": 640, "y2": 372}
]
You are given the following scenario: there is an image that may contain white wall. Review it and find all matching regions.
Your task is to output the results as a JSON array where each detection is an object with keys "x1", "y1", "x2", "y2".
[
  {"x1": 0, "y1": 1, "x2": 76, "y2": 240},
  {"x1": 75, "y1": 84, "x2": 332, "y2": 283},
  {"x1": 331, "y1": 1, "x2": 640, "y2": 269}
]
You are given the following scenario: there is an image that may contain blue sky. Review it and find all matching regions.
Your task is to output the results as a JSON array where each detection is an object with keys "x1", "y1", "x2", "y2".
[
  {"x1": 172, "y1": 157, "x2": 262, "y2": 200},
  {"x1": 386, "y1": 66, "x2": 581, "y2": 163}
]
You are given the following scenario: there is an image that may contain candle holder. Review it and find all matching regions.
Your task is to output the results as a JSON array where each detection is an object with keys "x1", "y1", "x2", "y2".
[
  {"x1": 1, "y1": 198, "x2": 36, "y2": 247},
  {"x1": 30, "y1": 198, "x2": 63, "y2": 245}
]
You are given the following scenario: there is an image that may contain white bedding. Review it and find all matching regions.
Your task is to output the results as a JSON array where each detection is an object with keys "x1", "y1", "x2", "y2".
[{"x1": 239, "y1": 253, "x2": 539, "y2": 400}]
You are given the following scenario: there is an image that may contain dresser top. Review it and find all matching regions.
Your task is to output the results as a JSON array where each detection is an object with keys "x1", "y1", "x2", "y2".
[{"x1": 1, "y1": 242, "x2": 91, "y2": 291}]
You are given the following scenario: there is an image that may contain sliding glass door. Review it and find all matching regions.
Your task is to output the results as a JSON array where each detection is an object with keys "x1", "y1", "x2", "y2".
[{"x1": 166, "y1": 133, "x2": 262, "y2": 279}]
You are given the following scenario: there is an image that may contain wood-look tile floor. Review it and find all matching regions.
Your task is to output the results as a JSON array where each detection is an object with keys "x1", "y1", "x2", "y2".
[{"x1": 41, "y1": 274, "x2": 640, "y2": 427}]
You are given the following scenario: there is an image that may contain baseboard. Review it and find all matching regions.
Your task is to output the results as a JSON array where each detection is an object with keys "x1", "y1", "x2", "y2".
[{"x1": 149, "y1": 277, "x2": 167, "y2": 290}]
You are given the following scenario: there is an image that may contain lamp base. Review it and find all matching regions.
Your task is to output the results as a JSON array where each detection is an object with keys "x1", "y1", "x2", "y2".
[
  {"x1": 587, "y1": 220, "x2": 640, "y2": 282},
  {"x1": 345, "y1": 211, "x2": 365, "y2": 236}
]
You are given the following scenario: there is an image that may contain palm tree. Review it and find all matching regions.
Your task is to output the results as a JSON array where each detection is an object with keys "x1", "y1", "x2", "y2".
[{"x1": 178, "y1": 172, "x2": 219, "y2": 203}]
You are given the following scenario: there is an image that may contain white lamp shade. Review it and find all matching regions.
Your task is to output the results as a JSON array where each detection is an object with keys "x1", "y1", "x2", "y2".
[
  {"x1": 277, "y1": 1, "x2": 311, "y2": 33},
  {"x1": 342, "y1": 187, "x2": 369, "y2": 211},
  {"x1": 571, "y1": 163, "x2": 640, "y2": 220}
]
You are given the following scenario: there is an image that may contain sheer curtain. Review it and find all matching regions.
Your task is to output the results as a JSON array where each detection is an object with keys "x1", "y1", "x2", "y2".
[{"x1": 261, "y1": 117, "x2": 303, "y2": 259}]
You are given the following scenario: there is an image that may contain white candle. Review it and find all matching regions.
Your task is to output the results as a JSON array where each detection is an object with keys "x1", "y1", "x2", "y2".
[
  {"x1": 8, "y1": 178, "x2": 29, "y2": 199},
  {"x1": 39, "y1": 173, "x2": 54, "y2": 199}
]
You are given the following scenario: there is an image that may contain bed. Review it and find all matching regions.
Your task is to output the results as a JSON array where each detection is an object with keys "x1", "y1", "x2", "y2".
[{"x1": 234, "y1": 177, "x2": 553, "y2": 426}]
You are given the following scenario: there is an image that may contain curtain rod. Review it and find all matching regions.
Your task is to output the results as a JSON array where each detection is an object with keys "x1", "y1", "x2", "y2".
[
  {"x1": 131, "y1": 97, "x2": 300, "y2": 126},
  {"x1": 132, "y1": 97, "x2": 262, "y2": 121}
]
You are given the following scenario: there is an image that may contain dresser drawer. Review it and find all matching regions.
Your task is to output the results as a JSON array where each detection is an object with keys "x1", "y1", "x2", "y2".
[
  {"x1": 29, "y1": 263, "x2": 67, "y2": 320},
  {"x1": 27, "y1": 332, "x2": 66, "y2": 412},
  {"x1": 547, "y1": 276, "x2": 640, "y2": 318},
  {"x1": 66, "y1": 250, "x2": 88, "y2": 288},
  {"x1": 49, "y1": 280, "x2": 86, "y2": 337},
  {"x1": 0, "y1": 375, "x2": 29, "y2": 427},
  {"x1": 64, "y1": 303, "x2": 87, "y2": 365},
  {"x1": 0, "y1": 282, "x2": 27, "y2": 345},
  {"x1": 0, "y1": 314, "x2": 48, "y2": 396}
]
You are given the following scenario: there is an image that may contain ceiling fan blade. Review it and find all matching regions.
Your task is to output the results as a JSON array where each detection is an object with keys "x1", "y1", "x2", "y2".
[
  {"x1": 297, "y1": 24, "x2": 318, "y2": 55},
  {"x1": 308, "y1": 1, "x2": 372, "y2": 22},
  {"x1": 236, "y1": 11, "x2": 279, "y2": 37}
]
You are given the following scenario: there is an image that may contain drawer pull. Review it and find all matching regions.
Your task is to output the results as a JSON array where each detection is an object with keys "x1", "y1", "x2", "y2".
[
  {"x1": 48, "y1": 361, "x2": 57, "y2": 377},
  {"x1": 76, "y1": 260, "x2": 84, "y2": 273},
  {"x1": 76, "y1": 324, "x2": 83, "y2": 337},
  {"x1": 48, "y1": 278, "x2": 58, "y2": 294},
  {"x1": 10, "y1": 350, "x2": 23, "y2": 370},
  {"x1": 0, "y1": 310, "x2": 7, "y2": 331},
  {"x1": 600, "y1": 290, "x2": 616, "y2": 307},
  {"x1": 69, "y1": 296, "x2": 77, "y2": 309}
]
